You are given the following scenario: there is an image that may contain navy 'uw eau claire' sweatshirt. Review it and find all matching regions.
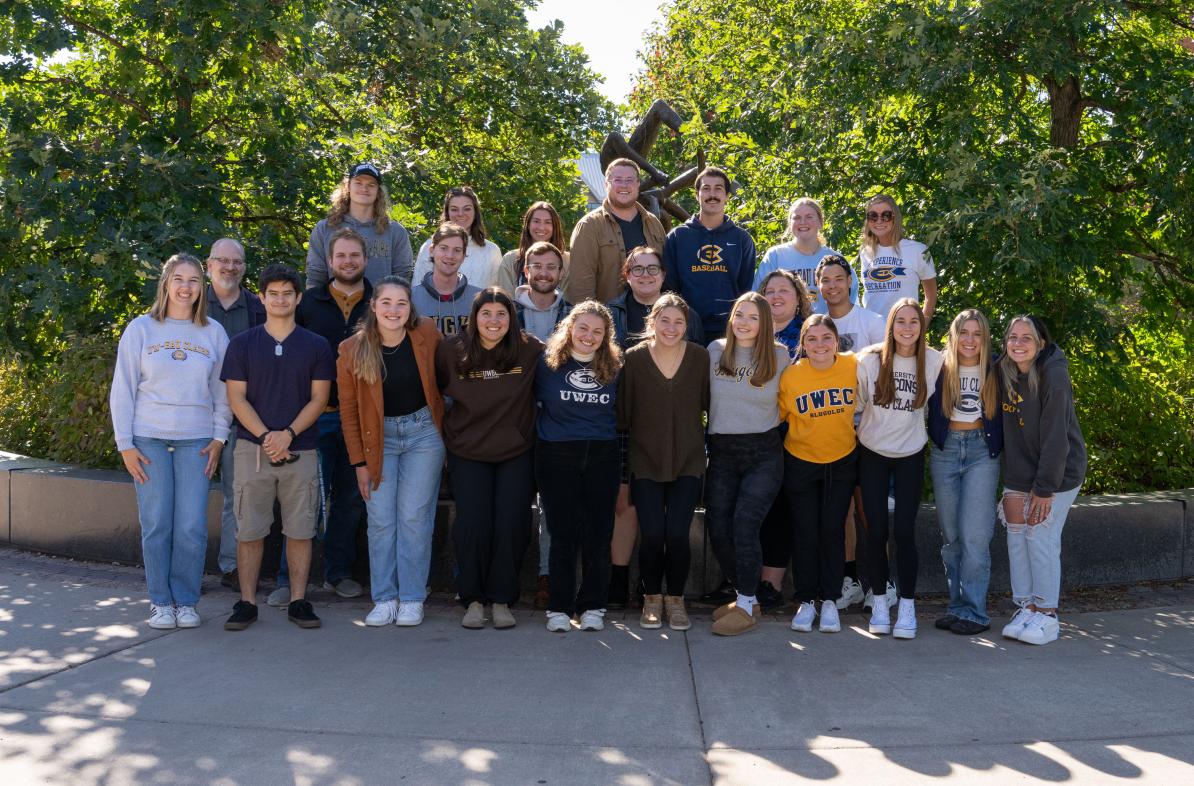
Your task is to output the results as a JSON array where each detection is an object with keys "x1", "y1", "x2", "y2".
[{"x1": 662, "y1": 214, "x2": 757, "y2": 338}]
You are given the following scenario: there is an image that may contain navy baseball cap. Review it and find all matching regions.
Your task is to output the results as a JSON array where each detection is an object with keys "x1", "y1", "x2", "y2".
[{"x1": 349, "y1": 162, "x2": 382, "y2": 182}]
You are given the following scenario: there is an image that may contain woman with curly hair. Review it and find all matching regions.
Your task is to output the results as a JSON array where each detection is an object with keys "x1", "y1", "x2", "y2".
[{"x1": 535, "y1": 300, "x2": 624, "y2": 632}]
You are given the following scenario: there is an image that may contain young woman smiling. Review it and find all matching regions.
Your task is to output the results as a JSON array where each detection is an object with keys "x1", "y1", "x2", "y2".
[
  {"x1": 855, "y1": 298, "x2": 944, "y2": 639},
  {"x1": 435, "y1": 288, "x2": 544, "y2": 629},
  {"x1": 927, "y1": 309, "x2": 1003, "y2": 635},
  {"x1": 857, "y1": 195, "x2": 937, "y2": 324},
  {"x1": 338, "y1": 277, "x2": 445, "y2": 628},
  {"x1": 753, "y1": 197, "x2": 855, "y2": 313},
  {"x1": 497, "y1": 201, "x2": 569, "y2": 294},
  {"x1": 705, "y1": 292, "x2": 789, "y2": 635},
  {"x1": 618, "y1": 294, "x2": 710, "y2": 631},
  {"x1": 413, "y1": 186, "x2": 503, "y2": 290}
]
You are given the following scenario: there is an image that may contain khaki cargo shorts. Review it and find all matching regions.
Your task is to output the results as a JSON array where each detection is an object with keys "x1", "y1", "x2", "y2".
[{"x1": 233, "y1": 439, "x2": 318, "y2": 541}]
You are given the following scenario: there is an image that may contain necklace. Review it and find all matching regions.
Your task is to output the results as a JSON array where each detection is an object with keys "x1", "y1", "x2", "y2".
[
  {"x1": 382, "y1": 343, "x2": 402, "y2": 356},
  {"x1": 273, "y1": 339, "x2": 283, "y2": 357}
]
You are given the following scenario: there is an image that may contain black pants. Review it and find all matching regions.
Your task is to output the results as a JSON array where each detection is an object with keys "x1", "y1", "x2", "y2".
[
  {"x1": 704, "y1": 430, "x2": 783, "y2": 596},
  {"x1": 759, "y1": 490, "x2": 792, "y2": 571},
  {"x1": 859, "y1": 445, "x2": 924, "y2": 599},
  {"x1": 785, "y1": 449, "x2": 857, "y2": 603},
  {"x1": 631, "y1": 476, "x2": 702, "y2": 596},
  {"x1": 535, "y1": 439, "x2": 620, "y2": 615},
  {"x1": 448, "y1": 449, "x2": 536, "y2": 605}
]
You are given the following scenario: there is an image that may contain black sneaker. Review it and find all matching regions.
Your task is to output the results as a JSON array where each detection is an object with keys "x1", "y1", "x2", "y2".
[
  {"x1": 220, "y1": 570, "x2": 239, "y2": 590},
  {"x1": 934, "y1": 613, "x2": 960, "y2": 630},
  {"x1": 698, "y1": 579, "x2": 735, "y2": 606},
  {"x1": 287, "y1": 599, "x2": 322, "y2": 629},
  {"x1": 224, "y1": 600, "x2": 258, "y2": 631},
  {"x1": 949, "y1": 618, "x2": 990, "y2": 636},
  {"x1": 755, "y1": 580, "x2": 785, "y2": 613}
]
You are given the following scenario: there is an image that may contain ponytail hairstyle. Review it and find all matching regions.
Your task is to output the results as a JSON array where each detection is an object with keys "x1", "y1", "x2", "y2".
[
  {"x1": 999, "y1": 314, "x2": 1052, "y2": 397},
  {"x1": 641, "y1": 292, "x2": 691, "y2": 343},
  {"x1": 941, "y1": 308, "x2": 997, "y2": 419},
  {"x1": 871, "y1": 297, "x2": 928, "y2": 408},
  {"x1": 720, "y1": 292, "x2": 781, "y2": 386},
  {"x1": 348, "y1": 277, "x2": 419, "y2": 385},
  {"x1": 459, "y1": 287, "x2": 522, "y2": 374},
  {"x1": 544, "y1": 299, "x2": 622, "y2": 384}
]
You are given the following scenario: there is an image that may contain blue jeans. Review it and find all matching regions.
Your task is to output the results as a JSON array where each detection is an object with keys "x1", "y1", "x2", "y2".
[
  {"x1": 132, "y1": 436, "x2": 211, "y2": 607},
  {"x1": 217, "y1": 429, "x2": 238, "y2": 574},
  {"x1": 930, "y1": 430, "x2": 1000, "y2": 625},
  {"x1": 1002, "y1": 485, "x2": 1081, "y2": 610},
  {"x1": 364, "y1": 408, "x2": 445, "y2": 603}
]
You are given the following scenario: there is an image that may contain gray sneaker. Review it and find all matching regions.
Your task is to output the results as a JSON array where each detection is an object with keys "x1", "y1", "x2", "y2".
[
  {"x1": 266, "y1": 586, "x2": 291, "y2": 607},
  {"x1": 324, "y1": 578, "x2": 363, "y2": 599}
]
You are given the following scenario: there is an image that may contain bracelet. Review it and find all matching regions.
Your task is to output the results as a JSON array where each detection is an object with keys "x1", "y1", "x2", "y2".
[
  {"x1": 285, "y1": 426, "x2": 297, "y2": 440},
  {"x1": 258, "y1": 429, "x2": 270, "y2": 441}
]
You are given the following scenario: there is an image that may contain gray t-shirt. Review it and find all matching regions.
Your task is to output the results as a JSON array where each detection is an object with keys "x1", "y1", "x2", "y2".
[{"x1": 707, "y1": 340, "x2": 788, "y2": 435}]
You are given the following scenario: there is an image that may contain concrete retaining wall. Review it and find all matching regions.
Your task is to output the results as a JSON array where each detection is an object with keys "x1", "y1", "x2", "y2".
[{"x1": 2, "y1": 453, "x2": 1190, "y2": 596}]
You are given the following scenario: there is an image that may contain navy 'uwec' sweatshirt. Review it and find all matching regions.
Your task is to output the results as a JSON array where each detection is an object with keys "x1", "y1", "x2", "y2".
[{"x1": 662, "y1": 215, "x2": 756, "y2": 338}]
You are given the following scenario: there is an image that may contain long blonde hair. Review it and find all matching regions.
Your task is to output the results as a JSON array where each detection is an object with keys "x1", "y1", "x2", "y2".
[
  {"x1": 348, "y1": 277, "x2": 421, "y2": 385},
  {"x1": 543, "y1": 300, "x2": 622, "y2": 385},
  {"x1": 149, "y1": 254, "x2": 208, "y2": 326},
  {"x1": 941, "y1": 308, "x2": 998, "y2": 419},
  {"x1": 859, "y1": 194, "x2": 905, "y2": 257},
  {"x1": 326, "y1": 176, "x2": 393, "y2": 233},
  {"x1": 867, "y1": 297, "x2": 928, "y2": 408},
  {"x1": 720, "y1": 292, "x2": 781, "y2": 386}
]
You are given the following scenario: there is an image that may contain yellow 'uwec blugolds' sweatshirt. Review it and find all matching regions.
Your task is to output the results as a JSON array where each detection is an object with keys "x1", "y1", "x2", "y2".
[{"x1": 778, "y1": 352, "x2": 858, "y2": 463}]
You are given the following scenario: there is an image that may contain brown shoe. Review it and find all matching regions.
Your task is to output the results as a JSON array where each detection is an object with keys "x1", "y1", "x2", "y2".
[
  {"x1": 533, "y1": 575, "x2": 550, "y2": 609},
  {"x1": 664, "y1": 595, "x2": 691, "y2": 631},
  {"x1": 640, "y1": 594, "x2": 663, "y2": 629},
  {"x1": 713, "y1": 601, "x2": 761, "y2": 622},
  {"x1": 712, "y1": 606, "x2": 759, "y2": 636}
]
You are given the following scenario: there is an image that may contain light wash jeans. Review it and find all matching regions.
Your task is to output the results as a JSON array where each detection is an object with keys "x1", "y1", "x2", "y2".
[
  {"x1": 1002, "y1": 485, "x2": 1081, "y2": 610},
  {"x1": 217, "y1": 429, "x2": 238, "y2": 574},
  {"x1": 132, "y1": 436, "x2": 211, "y2": 607},
  {"x1": 363, "y1": 407, "x2": 445, "y2": 603},
  {"x1": 930, "y1": 430, "x2": 1000, "y2": 625}
]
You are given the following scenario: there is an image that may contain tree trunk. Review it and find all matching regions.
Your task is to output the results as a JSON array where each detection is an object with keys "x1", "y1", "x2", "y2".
[{"x1": 1045, "y1": 75, "x2": 1083, "y2": 149}]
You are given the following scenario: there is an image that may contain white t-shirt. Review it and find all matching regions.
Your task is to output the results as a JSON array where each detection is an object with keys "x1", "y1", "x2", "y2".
[
  {"x1": 858, "y1": 238, "x2": 936, "y2": 320},
  {"x1": 950, "y1": 364, "x2": 983, "y2": 422},
  {"x1": 856, "y1": 347, "x2": 944, "y2": 457},
  {"x1": 412, "y1": 237, "x2": 503, "y2": 291},
  {"x1": 830, "y1": 305, "x2": 886, "y2": 353}
]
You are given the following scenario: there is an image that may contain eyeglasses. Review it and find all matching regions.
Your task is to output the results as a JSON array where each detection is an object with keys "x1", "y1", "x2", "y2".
[
  {"x1": 866, "y1": 210, "x2": 894, "y2": 223},
  {"x1": 629, "y1": 265, "x2": 662, "y2": 277},
  {"x1": 208, "y1": 257, "x2": 245, "y2": 267}
]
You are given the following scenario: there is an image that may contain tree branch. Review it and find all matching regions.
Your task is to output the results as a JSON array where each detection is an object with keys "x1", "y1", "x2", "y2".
[
  {"x1": 23, "y1": 76, "x2": 152, "y2": 121},
  {"x1": 59, "y1": 12, "x2": 171, "y2": 77}
]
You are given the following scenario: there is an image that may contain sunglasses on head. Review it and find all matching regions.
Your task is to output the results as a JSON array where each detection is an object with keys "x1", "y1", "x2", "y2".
[{"x1": 866, "y1": 210, "x2": 894, "y2": 223}]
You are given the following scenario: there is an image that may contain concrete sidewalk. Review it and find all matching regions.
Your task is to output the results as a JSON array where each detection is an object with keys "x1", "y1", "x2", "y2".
[{"x1": 1, "y1": 548, "x2": 1193, "y2": 785}]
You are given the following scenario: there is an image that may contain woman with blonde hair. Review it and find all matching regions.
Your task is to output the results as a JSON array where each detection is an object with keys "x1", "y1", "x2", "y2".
[
  {"x1": 857, "y1": 194, "x2": 937, "y2": 323},
  {"x1": 753, "y1": 197, "x2": 855, "y2": 313},
  {"x1": 705, "y1": 292, "x2": 789, "y2": 635},
  {"x1": 497, "y1": 201, "x2": 569, "y2": 293},
  {"x1": 110, "y1": 254, "x2": 232, "y2": 630},
  {"x1": 338, "y1": 277, "x2": 445, "y2": 628},
  {"x1": 535, "y1": 301, "x2": 623, "y2": 632},
  {"x1": 927, "y1": 309, "x2": 1003, "y2": 635}
]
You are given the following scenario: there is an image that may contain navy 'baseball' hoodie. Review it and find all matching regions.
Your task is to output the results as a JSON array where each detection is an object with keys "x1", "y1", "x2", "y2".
[{"x1": 662, "y1": 214, "x2": 757, "y2": 338}]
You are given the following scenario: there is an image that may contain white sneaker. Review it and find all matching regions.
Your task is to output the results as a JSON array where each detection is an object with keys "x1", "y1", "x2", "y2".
[
  {"x1": 862, "y1": 582, "x2": 897, "y2": 611},
  {"x1": 147, "y1": 604, "x2": 176, "y2": 630},
  {"x1": 819, "y1": 600, "x2": 840, "y2": 633},
  {"x1": 893, "y1": 598, "x2": 917, "y2": 639},
  {"x1": 579, "y1": 609, "x2": 605, "y2": 631},
  {"x1": 790, "y1": 601, "x2": 816, "y2": 632},
  {"x1": 835, "y1": 577, "x2": 864, "y2": 610},
  {"x1": 546, "y1": 612, "x2": 571, "y2": 632},
  {"x1": 1001, "y1": 607, "x2": 1035, "y2": 640},
  {"x1": 266, "y1": 586, "x2": 291, "y2": 607},
  {"x1": 174, "y1": 606, "x2": 200, "y2": 628},
  {"x1": 868, "y1": 601, "x2": 891, "y2": 635},
  {"x1": 365, "y1": 599, "x2": 398, "y2": 627},
  {"x1": 396, "y1": 601, "x2": 424, "y2": 627},
  {"x1": 1018, "y1": 612, "x2": 1060, "y2": 645}
]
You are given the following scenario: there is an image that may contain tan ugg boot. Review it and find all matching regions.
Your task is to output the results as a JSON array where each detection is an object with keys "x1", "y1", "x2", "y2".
[
  {"x1": 712, "y1": 606, "x2": 759, "y2": 636},
  {"x1": 640, "y1": 594, "x2": 663, "y2": 629},
  {"x1": 664, "y1": 595, "x2": 691, "y2": 631}
]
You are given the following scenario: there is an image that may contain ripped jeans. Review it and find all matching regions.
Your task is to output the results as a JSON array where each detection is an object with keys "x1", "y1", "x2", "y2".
[{"x1": 1000, "y1": 486, "x2": 1081, "y2": 610}]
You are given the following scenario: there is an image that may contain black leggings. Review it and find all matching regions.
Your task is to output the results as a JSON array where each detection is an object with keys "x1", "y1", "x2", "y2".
[
  {"x1": 859, "y1": 445, "x2": 924, "y2": 599},
  {"x1": 631, "y1": 476, "x2": 702, "y2": 596},
  {"x1": 785, "y1": 449, "x2": 857, "y2": 603},
  {"x1": 704, "y1": 430, "x2": 783, "y2": 595}
]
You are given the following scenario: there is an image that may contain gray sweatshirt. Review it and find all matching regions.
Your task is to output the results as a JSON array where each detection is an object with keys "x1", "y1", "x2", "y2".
[
  {"x1": 412, "y1": 272, "x2": 481, "y2": 337},
  {"x1": 110, "y1": 315, "x2": 232, "y2": 451},
  {"x1": 514, "y1": 286, "x2": 568, "y2": 341},
  {"x1": 1001, "y1": 344, "x2": 1087, "y2": 496},
  {"x1": 707, "y1": 340, "x2": 788, "y2": 434},
  {"x1": 305, "y1": 214, "x2": 414, "y2": 289}
]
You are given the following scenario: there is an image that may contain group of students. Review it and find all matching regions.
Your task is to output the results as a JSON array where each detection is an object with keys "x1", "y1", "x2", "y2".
[{"x1": 109, "y1": 157, "x2": 1086, "y2": 646}]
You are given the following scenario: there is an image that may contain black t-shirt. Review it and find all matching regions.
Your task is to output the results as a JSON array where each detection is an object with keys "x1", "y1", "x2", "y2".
[
  {"x1": 381, "y1": 335, "x2": 427, "y2": 417},
  {"x1": 220, "y1": 325, "x2": 336, "y2": 450},
  {"x1": 625, "y1": 296, "x2": 651, "y2": 348},
  {"x1": 615, "y1": 212, "x2": 647, "y2": 254}
]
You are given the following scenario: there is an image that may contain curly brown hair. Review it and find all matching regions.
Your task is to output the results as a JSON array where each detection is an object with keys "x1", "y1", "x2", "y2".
[{"x1": 543, "y1": 300, "x2": 622, "y2": 385}]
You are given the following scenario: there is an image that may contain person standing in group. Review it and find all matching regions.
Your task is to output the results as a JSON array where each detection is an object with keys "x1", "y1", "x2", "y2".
[
  {"x1": 618, "y1": 294, "x2": 709, "y2": 631},
  {"x1": 928, "y1": 309, "x2": 1003, "y2": 636},
  {"x1": 662, "y1": 166, "x2": 756, "y2": 340},
  {"x1": 306, "y1": 162, "x2": 414, "y2": 289},
  {"x1": 536, "y1": 301, "x2": 623, "y2": 633},
  {"x1": 412, "y1": 223, "x2": 482, "y2": 336},
  {"x1": 704, "y1": 293, "x2": 788, "y2": 635},
  {"x1": 752, "y1": 268, "x2": 813, "y2": 610},
  {"x1": 857, "y1": 195, "x2": 937, "y2": 323},
  {"x1": 291, "y1": 228, "x2": 374, "y2": 604},
  {"x1": 497, "y1": 201, "x2": 569, "y2": 294},
  {"x1": 110, "y1": 254, "x2": 232, "y2": 630},
  {"x1": 998, "y1": 315, "x2": 1086, "y2": 646},
  {"x1": 778, "y1": 315, "x2": 859, "y2": 634},
  {"x1": 435, "y1": 288, "x2": 544, "y2": 630},
  {"x1": 512, "y1": 240, "x2": 572, "y2": 608},
  {"x1": 338, "y1": 277, "x2": 445, "y2": 628},
  {"x1": 753, "y1": 197, "x2": 857, "y2": 313},
  {"x1": 220, "y1": 264, "x2": 335, "y2": 632},
  {"x1": 412, "y1": 186, "x2": 502, "y2": 290},
  {"x1": 566, "y1": 158, "x2": 666, "y2": 305},
  {"x1": 204, "y1": 238, "x2": 265, "y2": 590},
  {"x1": 855, "y1": 298, "x2": 943, "y2": 639}
]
